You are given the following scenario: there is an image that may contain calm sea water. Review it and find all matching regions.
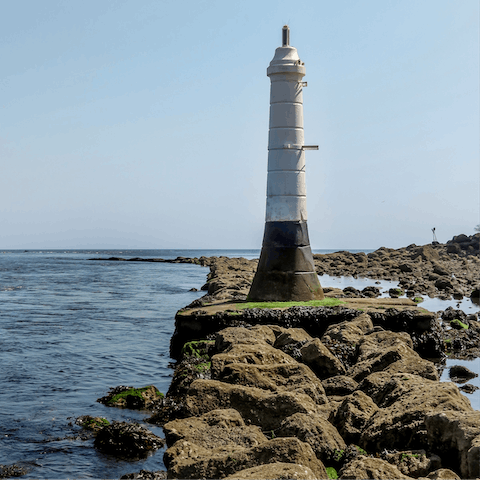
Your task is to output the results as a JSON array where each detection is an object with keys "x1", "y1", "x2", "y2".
[{"x1": 1, "y1": 249, "x2": 479, "y2": 479}]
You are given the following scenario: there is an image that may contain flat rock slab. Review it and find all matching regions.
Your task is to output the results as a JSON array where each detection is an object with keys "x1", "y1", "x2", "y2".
[{"x1": 177, "y1": 297, "x2": 418, "y2": 317}]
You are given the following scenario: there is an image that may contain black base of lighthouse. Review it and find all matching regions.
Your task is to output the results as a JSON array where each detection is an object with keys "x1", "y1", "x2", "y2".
[{"x1": 248, "y1": 221, "x2": 324, "y2": 302}]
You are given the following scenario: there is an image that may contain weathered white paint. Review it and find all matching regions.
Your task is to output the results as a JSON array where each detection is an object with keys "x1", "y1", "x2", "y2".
[{"x1": 265, "y1": 39, "x2": 309, "y2": 223}]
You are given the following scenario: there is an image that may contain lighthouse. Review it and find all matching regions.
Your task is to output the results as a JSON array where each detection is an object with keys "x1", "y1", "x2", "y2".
[{"x1": 248, "y1": 26, "x2": 324, "y2": 302}]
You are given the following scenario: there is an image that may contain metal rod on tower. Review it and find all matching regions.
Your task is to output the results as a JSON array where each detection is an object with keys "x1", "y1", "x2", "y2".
[{"x1": 282, "y1": 25, "x2": 289, "y2": 46}]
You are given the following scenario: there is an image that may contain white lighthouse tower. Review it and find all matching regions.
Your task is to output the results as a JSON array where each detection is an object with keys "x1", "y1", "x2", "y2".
[{"x1": 248, "y1": 26, "x2": 323, "y2": 301}]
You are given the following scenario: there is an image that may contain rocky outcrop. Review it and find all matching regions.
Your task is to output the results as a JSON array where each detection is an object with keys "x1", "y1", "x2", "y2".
[
  {"x1": 164, "y1": 437, "x2": 328, "y2": 480},
  {"x1": 94, "y1": 422, "x2": 164, "y2": 458},
  {"x1": 338, "y1": 456, "x2": 412, "y2": 479},
  {"x1": 425, "y1": 411, "x2": 480, "y2": 479}
]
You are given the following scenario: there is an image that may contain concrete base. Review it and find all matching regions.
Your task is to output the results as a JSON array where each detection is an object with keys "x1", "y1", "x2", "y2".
[{"x1": 248, "y1": 221, "x2": 324, "y2": 301}]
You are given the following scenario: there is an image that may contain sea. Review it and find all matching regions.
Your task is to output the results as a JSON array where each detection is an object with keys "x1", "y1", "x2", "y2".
[{"x1": 1, "y1": 249, "x2": 480, "y2": 479}]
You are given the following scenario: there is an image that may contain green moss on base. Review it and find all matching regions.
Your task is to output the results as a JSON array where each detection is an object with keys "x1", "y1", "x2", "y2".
[
  {"x1": 181, "y1": 340, "x2": 215, "y2": 359},
  {"x1": 236, "y1": 298, "x2": 346, "y2": 310}
]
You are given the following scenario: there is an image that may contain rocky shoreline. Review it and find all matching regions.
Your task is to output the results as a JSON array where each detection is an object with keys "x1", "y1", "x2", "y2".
[{"x1": 69, "y1": 235, "x2": 480, "y2": 479}]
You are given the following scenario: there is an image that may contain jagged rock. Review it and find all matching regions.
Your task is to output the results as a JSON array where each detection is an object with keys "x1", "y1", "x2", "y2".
[
  {"x1": 211, "y1": 344, "x2": 296, "y2": 378},
  {"x1": 215, "y1": 326, "x2": 275, "y2": 353},
  {"x1": 94, "y1": 421, "x2": 164, "y2": 458},
  {"x1": 223, "y1": 462, "x2": 318, "y2": 480},
  {"x1": 273, "y1": 327, "x2": 313, "y2": 349},
  {"x1": 331, "y1": 391, "x2": 379, "y2": 445},
  {"x1": 339, "y1": 456, "x2": 412, "y2": 479},
  {"x1": 382, "y1": 450, "x2": 441, "y2": 478},
  {"x1": 322, "y1": 375, "x2": 359, "y2": 397},
  {"x1": 300, "y1": 338, "x2": 346, "y2": 379},
  {"x1": 348, "y1": 332, "x2": 438, "y2": 382},
  {"x1": 164, "y1": 437, "x2": 328, "y2": 480},
  {"x1": 214, "y1": 362, "x2": 328, "y2": 405},
  {"x1": 163, "y1": 409, "x2": 266, "y2": 449},
  {"x1": 320, "y1": 313, "x2": 374, "y2": 366},
  {"x1": 459, "y1": 383, "x2": 479, "y2": 394},
  {"x1": 425, "y1": 410, "x2": 480, "y2": 479},
  {"x1": 184, "y1": 379, "x2": 318, "y2": 430},
  {"x1": 358, "y1": 373, "x2": 473, "y2": 452},
  {"x1": 275, "y1": 412, "x2": 346, "y2": 464}
]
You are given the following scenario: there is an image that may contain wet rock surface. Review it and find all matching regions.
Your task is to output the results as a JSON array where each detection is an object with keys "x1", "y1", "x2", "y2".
[
  {"x1": 94, "y1": 421, "x2": 164, "y2": 458},
  {"x1": 0, "y1": 464, "x2": 28, "y2": 478}
]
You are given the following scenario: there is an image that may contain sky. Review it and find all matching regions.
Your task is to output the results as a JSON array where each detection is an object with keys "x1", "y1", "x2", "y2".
[{"x1": 1, "y1": 0, "x2": 479, "y2": 250}]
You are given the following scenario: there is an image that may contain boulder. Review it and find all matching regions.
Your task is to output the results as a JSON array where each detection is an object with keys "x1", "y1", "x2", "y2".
[
  {"x1": 449, "y1": 365, "x2": 478, "y2": 383},
  {"x1": 300, "y1": 338, "x2": 346, "y2": 379},
  {"x1": 425, "y1": 468, "x2": 461, "y2": 479},
  {"x1": 339, "y1": 456, "x2": 412, "y2": 479},
  {"x1": 322, "y1": 376, "x2": 359, "y2": 397},
  {"x1": 211, "y1": 344, "x2": 296, "y2": 378},
  {"x1": 215, "y1": 362, "x2": 328, "y2": 405},
  {"x1": 163, "y1": 409, "x2": 266, "y2": 449},
  {"x1": 358, "y1": 373, "x2": 473, "y2": 452},
  {"x1": 276, "y1": 412, "x2": 346, "y2": 464},
  {"x1": 215, "y1": 326, "x2": 275, "y2": 353},
  {"x1": 273, "y1": 327, "x2": 313, "y2": 349},
  {"x1": 330, "y1": 391, "x2": 379, "y2": 445},
  {"x1": 164, "y1": 437, "x2": 328, "y2": 480},
  {"x1": 223, "y1": 462, "x2": 318, "y2": 480},
  {"x1": 382, "y1": 450, "x2": 441, "y2": 478},
  {"x1": 425, "y1": 410, "x2": 480, "y2": 479},
  {"x1": 184, "y1": 380, "x2": 318, "y2": 430},
  {"x1": 348, "y1": 333, "x2": 438, "y2": 382},
  {"x1": 321, "y1": 314, "x2": 374, "y2": 366},
  {"x1": 94, "y1": 421, "x2": 164, "y2": 458}
]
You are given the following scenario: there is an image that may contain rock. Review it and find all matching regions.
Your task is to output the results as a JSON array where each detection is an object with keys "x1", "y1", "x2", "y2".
[
  {"x1": 459, "y1": 384, "x2": 479, "y2": 394},
  {"x1": 97, "y1": 385, "x2": 163, "y2": 409},
  {"x1": 215, "y1": 326, "x2": 275, "y2": 353},
  {"x1": 120, "y1": 471, "x2": 167, "y2": 480},
  {"x1": 425, "y1": 468, "x2": 461, "y2": 479},
  {"x1": 331, "y1": 391, "x2": 379, "y2": 445},
  {"x1": 164, "y1": 437, "x2": 328, "y2": 480},
  {"x1": 75, "y1": 415, "x2": 110, "y2": 432},
  {"x1": 339, "y1": 456, "x2": 411, "y2": 479},
  {"x1": 276, "y1": 412, "x2": 346, "y2": 464},
  {"x1": 214, "y1": 362, "x2": 328, "y2": 405},
  {"x1": 300, "y1": 338, "x2": 346, "y2": 379},
  {"x1": 163, "y1": 409, "x2": 266, "y2": 449},
  {"x1": 358, "y1": 373, "x2": 473, "y2": 451},
  {"x1": 273, "y1": 327, "x2": 313, "y2": 349},
  {"x1": 0, "y1": 464, "x2": 28, "y2": 478},
  {"x1": 321, "y1": 314, "x2": 374, "y2": 366},
  {"x1": 211, "y1": 343, "x2": 296, "y2": 378},
  {"x1": 223, "y1": 462, "x2": 318, "y2": 480},
  {"x1": 184, "y1": 379, "x2": 318, "y2": 430},
  {"x1": 362, "y1": 286, "x2": 381, "y2": 297},
  {"x1": 471, "y1": 287, "x2": 480, "y2": 299},
  {"x1": 425, "y1": 410, "x2": 480, "y2": 478},
  {"x1": 94, "y1": 421, "x2": 164, "y2": 458},
  {"x1": 348, "y1": 332, "x2": 438, "y2": 382},
  {"x1": 449, "y1": 365, "x2": 478, "y2": 383},
  {"x1": 382, "y1": 450, "x2": 441, "y2": 478},
  {"x1": 322, "y1": 375, "x2": 359, "y2": 397},
  {"x1": 435, "y1": 277, "x2": 453, "y2": 290}
]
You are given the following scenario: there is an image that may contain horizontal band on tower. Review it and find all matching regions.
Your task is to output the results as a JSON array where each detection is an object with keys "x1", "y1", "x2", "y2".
[
  {"x1": 247, "y1": 271, "x2": 323, "y2": 302},
  {"x1": 257, "y1": 245, "x2": 315, "y2": 273},
  {"x1": 262, "y1": 221, "x2": 311, "y2": 247}
]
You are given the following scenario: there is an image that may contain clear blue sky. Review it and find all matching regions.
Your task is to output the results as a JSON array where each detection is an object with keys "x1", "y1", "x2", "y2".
[{"x1": 1, "y1": 0, "x2": 479, "y2": 249}]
